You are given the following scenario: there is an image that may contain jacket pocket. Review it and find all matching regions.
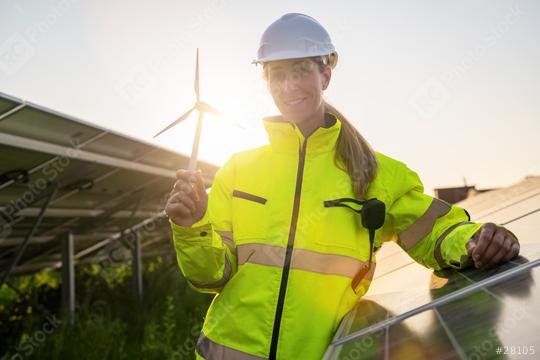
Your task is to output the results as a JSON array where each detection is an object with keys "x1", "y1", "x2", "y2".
[
  {"x1": 312, "y1": 201, "x2": 365, "y2": 251},
  {"x1": 232, "y1": 190, "x2": 267, "y2": 205},
  {"x1": 231, "y1": 189, "x2": 269, "y2": 241}
]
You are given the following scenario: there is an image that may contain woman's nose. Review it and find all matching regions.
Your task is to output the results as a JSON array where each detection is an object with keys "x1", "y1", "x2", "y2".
[
  {"x1": 270, "y1": 72, "x2": 302, "y2": 94},
  {"x1": 284, "y1": 78, "x2": 299, "y2": 91},
  {"x1": 280, "y1": 74, "x2": 301, "y2": 93}
]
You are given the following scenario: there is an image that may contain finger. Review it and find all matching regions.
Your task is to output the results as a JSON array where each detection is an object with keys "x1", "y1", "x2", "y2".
[
  {"x1": 178, "y1": 193, "x2": 197, "y2": 214},
  {"x1": 512, "y1": 241, "x2": 520, "y2": 257},
  {"x1": 170, "y1": 179, "x2": 182, "y2": 195},
  {"x1": 503, "y1": 237, "x2": 519, "y2": 262},
  {"x1": 471, "y1": 223, "x2": 497, "y2": 266},
  {"x1": 479, "y1": 227, "x2": 506, "y2": 268},
  {"x1": 166, "y1": 202, "x2": 192, "y2": 217},
  {"x1": 168, "y1": 189, "x2": 182, "y2": 203},
  {"x1": 503, "y1": 242, "x2": 520, "y2": 262},
  {"x1": 191, "y1": 170, "x2": 206, "y2": 201},
  {"x1": 179, "y1": 182, "x2": 195, "y2": 195},
  {"x1": 170, "y1": 184, "x2": 180, "y2": 199},
  {"x1": 486, "y1": 235, "x2": 513, "y2": 268},
  {"x1": 172, "y1": 184, "x2": 197, "y2": 205},
  {"x1": 173, "y1": 180, "x2": 193, "y2": 193},
  {"x1": 175, "y1": 169, "x2": 197, "y2": 180},
  {"x1": 466, "y1": 240, "x2": 476, "y2": 257},
  {"x1": 169, "y1": 191, "x2": 196, "y2": 211},
  {"x1": 194, "y1": 170, "x2": 206, "y2": 193},
  {"x1": 170, "y1": 180, "x2": 186, "y2": 197}
]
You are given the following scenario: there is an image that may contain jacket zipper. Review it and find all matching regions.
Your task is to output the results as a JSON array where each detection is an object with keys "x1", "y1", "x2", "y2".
[{"x1": 268, "y1": 139, "x2": 308, "y2": 360}]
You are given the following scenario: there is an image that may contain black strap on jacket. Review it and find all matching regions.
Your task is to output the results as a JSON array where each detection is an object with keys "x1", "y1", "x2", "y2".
[{"x1": 323, "y1": 198, "x2": 386, "y2": 264}]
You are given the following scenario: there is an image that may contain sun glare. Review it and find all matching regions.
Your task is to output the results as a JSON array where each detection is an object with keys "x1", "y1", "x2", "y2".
[{"x1": 153, "y1": 70, "x2": 274, "y2": 168}]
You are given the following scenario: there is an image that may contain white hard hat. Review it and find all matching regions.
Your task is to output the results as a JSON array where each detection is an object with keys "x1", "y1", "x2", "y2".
[{"x1": 253, "y1": 13, "x2": 338, "y2": 69}]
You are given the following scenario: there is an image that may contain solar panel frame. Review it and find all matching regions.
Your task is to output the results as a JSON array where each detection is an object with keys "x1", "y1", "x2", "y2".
[
  {"x1": 324, "y1": 176, "x2": 540, "y2": 359},
  {"x1": 0, "y1": 91, "x2": 218, "y2": 275}
]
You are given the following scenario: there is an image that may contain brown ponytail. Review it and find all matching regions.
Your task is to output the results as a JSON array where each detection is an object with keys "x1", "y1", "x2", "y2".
[{"x1": 324, "y1": 102, "x2": 378, "y2": 200}]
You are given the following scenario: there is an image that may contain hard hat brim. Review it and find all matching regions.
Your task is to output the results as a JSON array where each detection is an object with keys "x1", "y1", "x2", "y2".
[{"x1": 253, "y1": 51, "x2": 338, "y2": 69}]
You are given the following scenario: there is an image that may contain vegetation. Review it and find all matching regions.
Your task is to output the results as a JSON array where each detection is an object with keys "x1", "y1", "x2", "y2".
[{"x1": 0, "y1": 255, "x2": 211, "y2": 360}]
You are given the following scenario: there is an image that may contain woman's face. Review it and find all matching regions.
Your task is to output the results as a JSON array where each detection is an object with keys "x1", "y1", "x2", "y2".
[{"x1": 265, "y1": 58, "x2": 331, "y2": 124}]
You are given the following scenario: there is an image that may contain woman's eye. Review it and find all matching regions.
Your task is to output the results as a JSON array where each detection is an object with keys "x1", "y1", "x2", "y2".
[
  {"x1": 270, "y1": 72, "x2": 286, "y2": 83},
  {"x1": 290, "y1": 70, "x2": 303, "y2": 82},
  {"x1": 297, "y1": 67, "x2": 311, "y2": 79},
  {"x1": 298, "y1": 61, "x2": 313, "y2": 73}
]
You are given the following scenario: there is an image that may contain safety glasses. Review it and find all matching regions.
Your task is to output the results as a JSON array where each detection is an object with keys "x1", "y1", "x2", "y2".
[{"x1": 266, "y1": 59, "x2": 318, "y2": 92}]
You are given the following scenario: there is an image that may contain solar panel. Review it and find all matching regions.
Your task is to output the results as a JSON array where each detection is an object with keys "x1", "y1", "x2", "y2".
[
  {"x1": 0, "y1": 91, "x2": 219, "y2": 276},
  {"x1": 0, "y1": 96, "x2": 20, "y2": 116},
  {"x1": 353, "y1": 260, "x2": 537, "y2": 360},
  {"x1": 324, "y1": 177, "x2": 540, "y2": 359}
]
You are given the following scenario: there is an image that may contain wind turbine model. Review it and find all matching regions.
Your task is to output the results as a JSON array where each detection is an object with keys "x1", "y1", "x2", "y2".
[{"x1": 153, "y1": 48, "x2": 220, "y2": 171}]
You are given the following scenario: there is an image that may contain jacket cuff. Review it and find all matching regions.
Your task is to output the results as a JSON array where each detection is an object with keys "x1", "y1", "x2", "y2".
[
  {"x1": 169, "y1": 210, "x2": 212, "y2": 242},
  {"x1": 440, "y1": 222, "x2": 483, "y2": 269},
  {"x1": 442, "y1": 223, "x2": 518, "y2": 269}
]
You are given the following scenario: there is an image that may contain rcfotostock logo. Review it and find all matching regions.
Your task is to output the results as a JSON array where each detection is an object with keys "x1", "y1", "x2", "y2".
[
  {"x1": 0, "y1": 0, "x2": 80, "y2": 76},
  {"x1": 10, "y1": 313, "x2": 61, "y2": 360},
  {"x1": 0, "y1": 33, "x2": 35, "y2": 75},
  {"x1": 114, "y1": 0, "x2": 228, "y2": 105},
  {"x1": 409, "y1": 4, "x2": 523, "y2": 121},
  {"x1": 115, "y1": 64, "x2": 158, "y2": 104},
  {"x1": 409, "y1": 77, "x2": 450, "y2": 121}
]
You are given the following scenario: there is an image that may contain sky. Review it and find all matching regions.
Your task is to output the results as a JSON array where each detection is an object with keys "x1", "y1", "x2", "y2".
[{"x1": 1, "y1": 0, "x2": 539, "y2": 194}]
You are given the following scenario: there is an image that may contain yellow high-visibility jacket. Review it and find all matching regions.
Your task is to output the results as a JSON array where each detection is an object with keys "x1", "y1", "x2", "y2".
[{"x1": 171, "y1": 114, "x2": 482, "y2": 360}]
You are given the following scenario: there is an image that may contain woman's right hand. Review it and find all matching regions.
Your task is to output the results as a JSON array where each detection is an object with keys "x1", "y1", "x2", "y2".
[{"x1": 166, "y1": 169, "x2": 208, "y2": 227}]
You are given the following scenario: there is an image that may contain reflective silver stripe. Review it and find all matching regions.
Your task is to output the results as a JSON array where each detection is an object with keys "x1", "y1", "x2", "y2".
[
  {"x1": 216, "y1": 230, "x2": 234, "y2": 250},
  {"x1": 399, "y1": 198, "x2": 451, "y2": 251},
  {"x1": 190, "y1": 253, "x2": 232, "y2": 289},
  {"x1": 434, "y1": 221, "x2": 475, "y2": 269},
  {"x1": 292, "y1": 248, "x2": 370, "y2": 278},
  {"x1": 196, "y1": 332, "x2": 265, "y2": 360},
  {"x1": 237, "y1": 243, "x2": 371, "y2": 278},
  {"x1": 237, "y1": 243, "x2": 283, "y2": 267}
]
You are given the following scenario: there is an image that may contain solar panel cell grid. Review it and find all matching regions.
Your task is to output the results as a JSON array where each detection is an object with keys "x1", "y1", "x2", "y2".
[
  {"x1": 325, "y1": 176, "x2": 540, "y2": 359},
  {"x1": 0, "y1": 92, "x2": 218, "y2": 274}
]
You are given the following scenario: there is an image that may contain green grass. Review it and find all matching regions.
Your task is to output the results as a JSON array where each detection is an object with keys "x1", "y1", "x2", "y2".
[{"x1": 0, "y1": 256, "x2": 212, "y2": 360}]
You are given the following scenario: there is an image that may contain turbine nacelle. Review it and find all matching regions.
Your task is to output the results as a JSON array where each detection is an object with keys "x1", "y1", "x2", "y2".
[
  {"x1": 153, "y1": 49, "x2": 243, "y2": 170},
  {"x1": 195, "y1": 101, "x2": 220, "y2": 115}
]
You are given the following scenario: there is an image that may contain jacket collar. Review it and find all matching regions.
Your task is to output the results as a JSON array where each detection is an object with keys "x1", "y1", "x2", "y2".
[{"x1": 262, "y1": 112, "x2": 342, "y2": 154}]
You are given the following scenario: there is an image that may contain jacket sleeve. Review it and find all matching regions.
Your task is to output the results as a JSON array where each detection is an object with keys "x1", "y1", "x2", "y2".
[
  {"x1": 170, "y1": 156, "x2": 236, "y2": 294},
  {"x1": 384, "y1": 161, "x2": 483, "y2": 271}
]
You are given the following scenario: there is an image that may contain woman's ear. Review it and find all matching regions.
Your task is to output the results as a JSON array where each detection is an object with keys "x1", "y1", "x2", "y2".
[{"x1": 322, "y1": 67, "x2": 332, "y2": 90}]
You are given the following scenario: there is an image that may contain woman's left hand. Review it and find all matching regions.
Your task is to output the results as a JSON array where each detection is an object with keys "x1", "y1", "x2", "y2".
[{"x1": 466, "y1": 222, "x2": 520, "y2": 270}]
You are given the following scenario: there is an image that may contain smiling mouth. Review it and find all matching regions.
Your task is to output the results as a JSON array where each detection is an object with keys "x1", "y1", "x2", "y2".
[{"x1": 283, "y1": 98, "x2": 306, "y2": 106}]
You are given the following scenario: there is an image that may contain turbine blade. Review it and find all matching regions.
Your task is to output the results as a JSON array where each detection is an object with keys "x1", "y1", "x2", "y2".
[
  {"x1": 195, "y1": 48, "x2": 200, "y2": 102},
  {"x1": 220, "y1": 115, "x2": 246, "y2": 130},
  {"x1": 195, "y1": 102, "x2": 245, "y2": 129},
  {"x1": 153, "y1": 106, "x2": 195, "y2": 138},
  {"x1": 230, "y1": 120, "x2": 246, "y2": 130}
]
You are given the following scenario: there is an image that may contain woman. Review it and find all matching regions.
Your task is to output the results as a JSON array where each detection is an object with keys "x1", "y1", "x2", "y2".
[{"x1": 166, "y1": 13, "x2": 519, "y2": 360}]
